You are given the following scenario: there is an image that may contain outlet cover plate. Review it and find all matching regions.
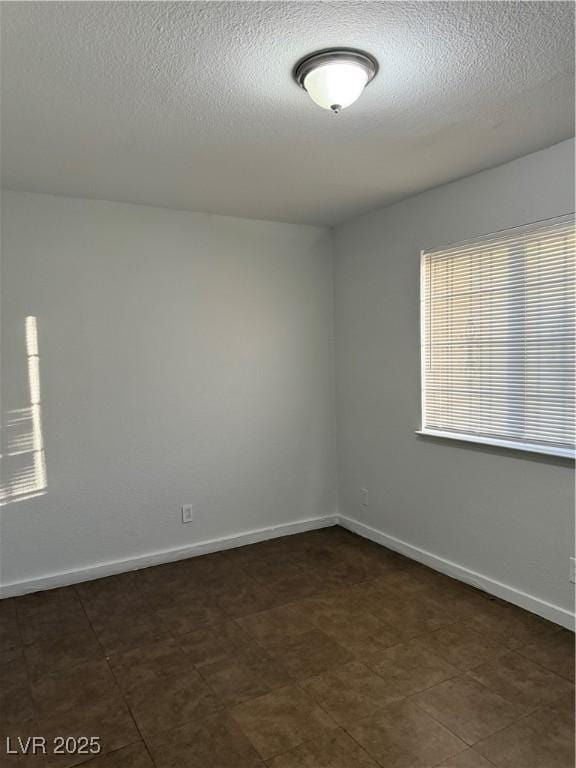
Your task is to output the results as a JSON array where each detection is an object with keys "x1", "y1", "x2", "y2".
[{"x1": 182, "y1": 505, "x2": 194, "y2": 524}]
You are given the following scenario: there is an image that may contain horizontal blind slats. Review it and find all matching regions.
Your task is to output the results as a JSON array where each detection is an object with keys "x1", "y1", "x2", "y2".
[{"x1": 421, "y1": 215, "x2": 575, "y2": 453}]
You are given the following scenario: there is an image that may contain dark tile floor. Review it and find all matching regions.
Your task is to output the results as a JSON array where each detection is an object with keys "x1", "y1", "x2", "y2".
[{"x1": 1, "y1": 526, "x2": 574, "y2": 767}]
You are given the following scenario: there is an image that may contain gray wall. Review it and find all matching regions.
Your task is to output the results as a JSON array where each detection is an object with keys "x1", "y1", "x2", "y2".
[
  {"x1": 333, "y1": 139, "x2": 575, "y2": 616},
  {"x1": 1, "y1": 191, "x2": 336, "y2": 587}
]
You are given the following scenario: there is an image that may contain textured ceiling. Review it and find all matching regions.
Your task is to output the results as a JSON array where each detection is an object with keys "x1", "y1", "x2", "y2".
[{"x1": 1, "y1": 1, "x2": 574, "y2": 225}]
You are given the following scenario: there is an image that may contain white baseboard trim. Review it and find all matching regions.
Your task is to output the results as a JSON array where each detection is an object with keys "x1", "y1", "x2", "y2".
[
  {"x1": 339, "y1": 515, "x2": 575, "y2": 631},
  {"x1": 4, "y1": 511, "x2": 574, "y2": 631},
  {"x1": 0, "y1": 514, "x2": 338, "y2": 599}
]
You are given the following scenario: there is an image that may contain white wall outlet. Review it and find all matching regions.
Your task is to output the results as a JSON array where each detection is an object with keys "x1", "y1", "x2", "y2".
[
  {"x1": 181, "y1": 504, "x2": 194, "y2": 524},
  {"x1": 570, "y1": 557, "x2": 575, "y2": 584},
  {"x1": 361, "y1": 488, "x2": 369, "y2": 507}
]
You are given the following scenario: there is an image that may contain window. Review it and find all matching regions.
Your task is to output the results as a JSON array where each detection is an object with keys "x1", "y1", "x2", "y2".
[
  {"x1": 0, "y1": 317, "x2": 47, "y2": 505},
  {"x1": 419, "y1": 215, "x2": 575, "y2": 458}
]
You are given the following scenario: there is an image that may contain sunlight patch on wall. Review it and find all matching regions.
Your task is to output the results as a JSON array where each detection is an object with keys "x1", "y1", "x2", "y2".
[{"x1": 1, "y1": 317, "x2": 47, "y2": 505}]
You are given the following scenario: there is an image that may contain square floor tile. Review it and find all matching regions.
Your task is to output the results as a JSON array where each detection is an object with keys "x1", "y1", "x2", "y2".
[
  {"x1": 30, "y1": 659, "x2": 119, "y2": 718},
  {"x1": 301, "y1": 661, "x2": 403, "y2": 726},
  {"x1": 16, "y1": 588, "x2": 82, "y2": 618},
  {"x1": 38, "y1": 695, "x2": 140, "y2": 767},
  {"x1": 0, "y1": 646, "x2": 25, "y2": 667},
  {"x1": 444, "y1": 590, "x2": 502, "y2": 624},
  {"x1": 339, "y1": 629, "x2": 403, "y2": 666},
  {"x1": 463, "y1": 600, "x2": 563, "y2": 650},
  {"x1": 141, "y1": 557, "x2": 214, "y2": 589},
  {"x1": 347, "y1": 699, "x2": 467, "y2": 768},
  {"x1": 268, "y1": 629, "x2": 353, "y2": 681},
  {"x1": 95, "y1": 613, "x2": 171, "y2": 655},
  {"x1": 138, "y1": 559, "x2": 193, "y2": 588},
  {"x1": 75, "y1": 572, "x2": 142, "y2": 600},
  {"x1": 266, "y1": 729, "x2": 379, "y2": 767},
  {"x1": 0, "y1": 598, "x2": 18, "y2": 620},
  {"x1": 230, "y1": 685, "x2": 336, "y2": 760},
  {"x1": 371, "y1": 569, "x2": 435, "y2": 599},
  {"x1": 236, "y1": 607, "x2": 314, "y2": 650},
  {"x1": 139, "y1": 582, "x2": 191, "y2": 612},
  {"x1": 305, "y1": 561, "x2": 368, "y2": 590},
  {"x1": 167, "y1": 557, "x2": 232, "y2": 581},
  {"x1": 199, "y1": 650, "x2": 290, "y2": 706},
  {"x1": 263, "y1": 573, "x2": 326, "y2": 604},
  {"x1": 17, "y1": 592, "x2": 91, "y2": 647},
  {"x1": 341, "y1": 545, "x2": 412, "y2": 580},
  {"x1": 195, "y1": 560, "x2": 259, "y2": 587},
  {"x1": 516, "y1": 628, "x2": 575, "y2": 681},
  {"x1": 413, "y1": 623, "x2": 509, "y2": 671},
  {"x1": 468, "y1": 651, "x2": 574, "y2": 710},
  {"x1": 370, "y1": 641, "x2": 459, "y2": 697},
  {"x1": 107, "y1": 638, "x2": 186, "y2": 692},
  {"x1": 25, "y1": 630, "x2": 103, "y2": 682},
  {"x1": 0, "y1": 686, "x2": 36, "y2": 725},
  {"x1": 81, "y1": 595, "x2": 152, "y2": 633},
  {"x1": 0, "y1": 618, "x2": 23, "y2": 654},
  {"x1": 178, "y1": 622, "x2": 254, "y2": 667},
  {"x1": 19, "y1": 613, "x2": 93, "y2": 648},
  {"x1": 200, "y1": 564, "x2": 258, "y2": 592},
  {"x1": 300, "y1": 598, "x2": 400, "y2": 652},
  {"x1": 146, "y1": 712, "x2": 264, "y2": 768},
  {"x1": 214, "y1": 580, "x2": 277, "y2": 619},
  {"x1": 155, "y1": 597, "x2": 228, "y2": 635},
  {"x1": 1, "y1": 656, "x2": 29, "y2": 692},
  {"x1": 216, "y1": 543, "x2": 273, "y2": 568},
  {"x1": 286, "y1": 591, "x2": 358, "y2": 625},
  {"x1": 474, "y1": 694, "x2": 575, "y2": 768},
  {"x1": 242, "y1": 557, "x2": 305, "y2": 585},
  {"x1": 413, "y1": 674, "x2": 525, "y2": 744},
  {"x1": 362, "y1": 588, "x2": 459, "y2": 640},
  {"x1": 124, "y1": 668, "x2": 220, "y2": 736}
]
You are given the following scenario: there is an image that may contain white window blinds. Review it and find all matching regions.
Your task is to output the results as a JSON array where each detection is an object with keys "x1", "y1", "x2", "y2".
[{"x1": 420, "y1": 215, "x2": 575, "y2": 458}]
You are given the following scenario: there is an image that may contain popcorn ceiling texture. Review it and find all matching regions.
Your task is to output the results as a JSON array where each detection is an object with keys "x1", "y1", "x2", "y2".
[{"x1": 1, "y1": 1, "x2": 574, "y2": 225}]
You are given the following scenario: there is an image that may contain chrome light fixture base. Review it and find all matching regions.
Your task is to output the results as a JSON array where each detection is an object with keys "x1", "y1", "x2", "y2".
[{"x1": 293, "y1": 48, "x2": 378, "y2": 90}]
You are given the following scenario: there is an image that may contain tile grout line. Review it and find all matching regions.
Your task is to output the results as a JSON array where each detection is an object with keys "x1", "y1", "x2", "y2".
[{"x1": 76, "y1": 581, "x2": 163, "y2": 766}]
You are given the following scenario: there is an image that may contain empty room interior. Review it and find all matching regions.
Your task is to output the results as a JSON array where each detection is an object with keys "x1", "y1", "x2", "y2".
[{"x1": 1, "y1": 2, "x2": 575, "y2": 767}]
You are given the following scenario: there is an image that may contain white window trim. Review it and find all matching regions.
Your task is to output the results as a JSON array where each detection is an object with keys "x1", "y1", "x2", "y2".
[
  {"x1": 418, "y1": 215, "x2": 576, "y2": 461},
  {"x1": 415, "y1": 429, "x2": 575, "y2": 459}
]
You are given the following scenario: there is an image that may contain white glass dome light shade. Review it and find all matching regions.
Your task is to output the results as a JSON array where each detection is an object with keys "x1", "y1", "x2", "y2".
[
  {"x1": 294, "y1": 49, "x2": 378, "y2": 114},
  {"x1": 303, "y1": 61, "x2": 369, "y2": 112}
]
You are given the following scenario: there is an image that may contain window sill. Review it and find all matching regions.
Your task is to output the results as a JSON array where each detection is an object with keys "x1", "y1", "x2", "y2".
[{"x1": 415, "y1": 429, "x2": 575, "y2": 460}]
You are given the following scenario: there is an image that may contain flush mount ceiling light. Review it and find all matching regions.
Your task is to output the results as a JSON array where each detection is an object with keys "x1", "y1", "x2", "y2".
[{"x1": 294, "y1": 48, "x2": 378, "y2": 114}]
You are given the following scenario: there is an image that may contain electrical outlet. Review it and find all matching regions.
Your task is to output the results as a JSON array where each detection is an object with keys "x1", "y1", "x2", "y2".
[
  {"x1": 361, "y1": 488, "x2": 369, "y2": 507},
  {"x1": 181, "y1": 504, "x2": 194, "y2": 524},
  {"x1": 570, "y1": 557, "x2": 575, "y2": 584}
]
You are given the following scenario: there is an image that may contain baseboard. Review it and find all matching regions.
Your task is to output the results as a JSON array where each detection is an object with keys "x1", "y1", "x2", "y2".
[
  {"x1": 0, "y1": 514, "x2": 339, "y2": 598},
  {"x1": 339, "y1": 514, "x2": 575, "y2": 631},
  {"x1": 5, "y1": 511, "x2": 574, "y2": 631}
]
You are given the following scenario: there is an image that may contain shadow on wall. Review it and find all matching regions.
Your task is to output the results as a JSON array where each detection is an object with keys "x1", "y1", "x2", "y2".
[{"x1": 1, "y1": 316, "x2": 47, "y2": 505}]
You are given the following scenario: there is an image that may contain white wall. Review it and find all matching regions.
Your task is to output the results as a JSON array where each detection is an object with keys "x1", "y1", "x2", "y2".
[
  {"x1": 1, "y1": 191, "x2": 336, "y2": 588},
  {"x1": 334, "y1": 139, "x2": 575, "y2": 621},
  {"x1": 2, "y1": 141, "x2": 574, "y2": 624}
]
